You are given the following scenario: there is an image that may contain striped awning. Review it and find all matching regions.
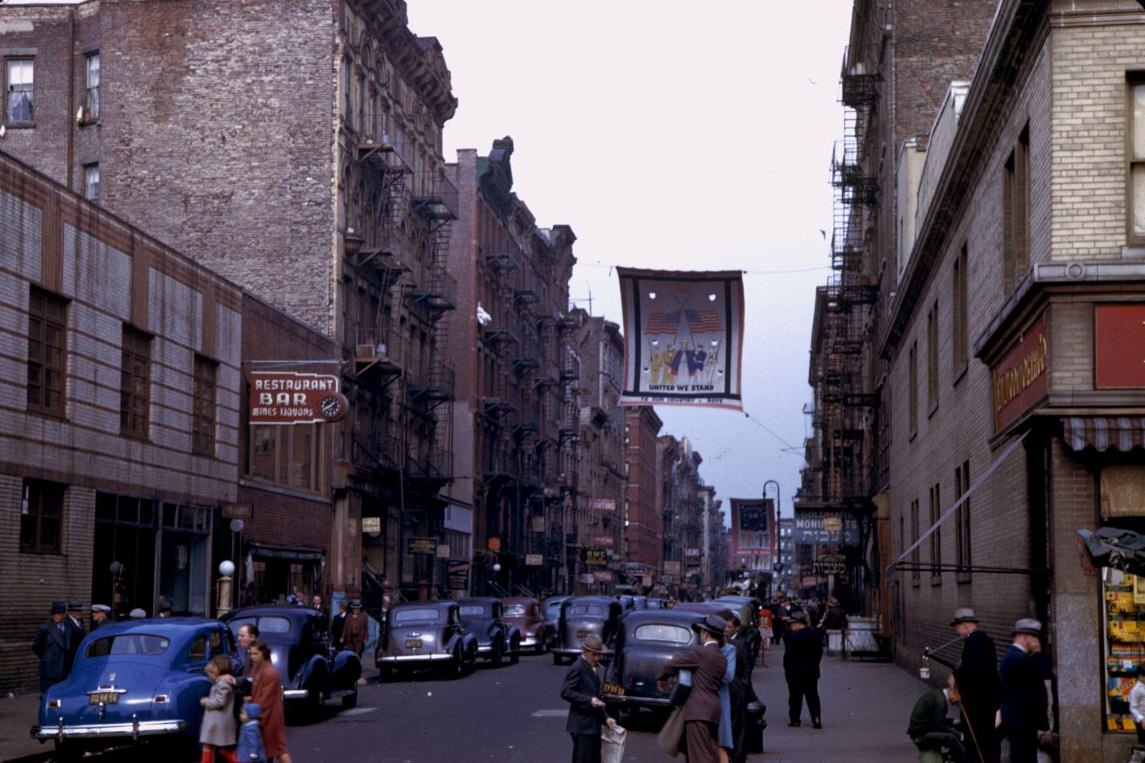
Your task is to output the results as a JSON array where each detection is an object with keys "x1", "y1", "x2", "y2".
[{"x1": 1062, "y1": 417, "x2": 1145, "y2": 452}]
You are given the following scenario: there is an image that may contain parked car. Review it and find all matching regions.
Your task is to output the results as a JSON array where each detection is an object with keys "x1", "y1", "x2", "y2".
[
  {"x1": 601, "y1": 609, "x2": 705, "y2": 716},
  {"x1": 714, "y1": 595, "x2": 763, "y2": 659},
  {"x1": 459, "y1": 597, "x2": 521, "y2": 665},
  {"x1": 375, "y1": 601, "x2": 477, "y2": 679},
  {"x1": 223, "y1": 606, "x2": 361, "y2": 711},
  {"x1": 644, "y1": 597, "x2": 667, "y2": 610},
  {"x1": 552, "y1": 596, "x2": 623, "y2": 665},
  {"x1": 542, "y1": 595, "x2": 571, "y2": 628},
  {"x1": 502, "y1": 597, "x2": 555, "y2": 654},
  {"x1": 32, "y1": 618, "x2": 234, "y2": 761}
]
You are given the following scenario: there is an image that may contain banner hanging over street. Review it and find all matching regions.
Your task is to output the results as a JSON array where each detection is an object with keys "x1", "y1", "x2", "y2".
[{"x1": 617, "y1": 267, "x2": 744, "y2": 410}]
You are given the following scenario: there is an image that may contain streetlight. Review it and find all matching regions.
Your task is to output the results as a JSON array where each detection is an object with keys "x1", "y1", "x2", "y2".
[{"x1": 217, "y1": 560, "x2": 235, "y2": 616}]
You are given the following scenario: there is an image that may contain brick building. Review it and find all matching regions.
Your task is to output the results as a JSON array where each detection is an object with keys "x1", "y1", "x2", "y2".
[
  {"x1": 820, "y1": 0, "x2": 1145, "y2": 757},
  {"x1": 0, "y1": 0, "x2": 461, "y2": 604},
  {"x1": 0, "y1": 150, "x2": 242, "y2": 691},
  {"x1": 445, "y1": 137, "x2": 577, "y2": 597},
  {"x1": 623, "y1": 406, "x2": 662, "y2": 584},
  {"x1": 657, "y1": 434, "x2": 706, "y2": 597}
]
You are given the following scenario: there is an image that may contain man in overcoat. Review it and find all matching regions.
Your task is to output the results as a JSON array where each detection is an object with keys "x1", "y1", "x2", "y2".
[
  {"x1": 32, "y1": 601, "x2": 70, "y2": 692},
  {"x1": 560, "y1": 634, "x2": 616, "y2": 763},
  {"x1": 998, "y1": 619, "x2": 1051, "y2": 763},
  {"x1": 659, "y1": 614, "x2": 729, "y2": 763},
  {"x1": 951, "y1": 608, "x2": 999, "y2": 763},
  {"x1": 64, "y1": 600, "x2": 86, "y2": 676},
  {"x1": 341, "y1": 599, "x2": 369, "y2": 658},
  {"x1": 783, "y1": 609, "x2": 824, "y2": 728}
]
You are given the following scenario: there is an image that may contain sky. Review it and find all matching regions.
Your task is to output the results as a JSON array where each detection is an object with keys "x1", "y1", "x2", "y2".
[{"x1": 407, "y1": 2, "x2": 854, "y2": 521}]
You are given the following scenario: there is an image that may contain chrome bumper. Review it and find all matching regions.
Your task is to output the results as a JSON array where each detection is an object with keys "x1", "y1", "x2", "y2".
[
  {"x1": 520, "y1": 637, "x2": 538, "y2": 647},
  {"x1": 282, "y1": 689, "x2": 310, "y2": 700},
  {"x1": 378, "y1": 653, "x2": 453, "y2": 663},
  {"x1": 33, "y1": 718, "x2": 187, "y2": 741},
  {"x1": 477, "y1": 645, "x2": 492, "y2": 654}
]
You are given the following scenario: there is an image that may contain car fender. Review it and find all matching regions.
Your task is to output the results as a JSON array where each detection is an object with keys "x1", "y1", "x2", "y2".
[
  {"x1": 506, "y1": 626, "x2": 522, "y2": 649},
  {"x1": 153, "y1": 672, "x2": 211, "y2": 736},
  {"x1": 461, "y1": 633, "x2": 479, "y2": 658},
  {"x1": 296, "y1": 653, "x2": 329, "y2": 694},
  {"x1": 330, "y1": 650, "x2": 362, "y2": 688}
]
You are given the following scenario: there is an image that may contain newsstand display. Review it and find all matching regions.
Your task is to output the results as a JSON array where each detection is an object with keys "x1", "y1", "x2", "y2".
[{"x1": 1102, "y1": 567, "x2": 1145, "y2": 733}]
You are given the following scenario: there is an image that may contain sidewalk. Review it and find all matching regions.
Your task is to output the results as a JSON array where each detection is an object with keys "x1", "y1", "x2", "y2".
[
  {"x1": 752, "y1": 644, "x2": 927, "y2": 762},
  {"x1": 0, "y1": 693, "x2": 49, "y2": 763}
]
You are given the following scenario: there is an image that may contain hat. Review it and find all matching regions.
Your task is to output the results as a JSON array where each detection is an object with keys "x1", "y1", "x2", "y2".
[
  {"x1": 950, "y1": 608, "x2": 980, "y2": 626},
  {"x1": 788, "y1": 608, "x2": 809, "y2": 624},
  {"x1": 158, "y1": 600, "x2": 173, "y2": 613},
  {"x1": 129, "y1": 608, "x2": 147, "y2": 619},
  {"x1": 91, "y1": 604, "x2": 111, "y2": 614},
  {"x1": 582, "y1": 634, "x2": 605, "y2": 654},
  {"x1": 242, "y1": 702, "x2": 261, "y2": 721},
  {"x1": 694, "y1": 614, "x2": 729, "y2": 636},
  {"x1": 50, "y1": 600, "x2": 66, "y2": 614},
  {"x1": 350, "y1": 599, "x2": 362, "y2": 608},
  {"x1": 1012, "y1": 618, "x2": 1042, "y2": 637},
  {"x1": 67, "y1": 600, "x2": 85, "y2": 612}
]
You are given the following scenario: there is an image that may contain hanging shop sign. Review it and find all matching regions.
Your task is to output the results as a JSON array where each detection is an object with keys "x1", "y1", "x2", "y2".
[
  {"x1": 793, "y1": 512, "x2": 860, "y2": 545},
  {"x1": 222, "y1": 503, "x2": 253, "y2": 520},
  {"x1": 589, "y1": 497, "x2": 617, "y2": 512},
  {"x1": 525, "y1": 553, "x2": 544, "y2": 567},
  {"x1": 586, "y1": 549, "x2": 608, "y2": 566},
  {"x1": 593, "y1": 535, "x2": 615, "y2": 547},
  {"x1": 406, "y1": 537, "x2": 437, "y2": 555},
  {"x1": 249, "y1": 371, "x2": 349, "y2": 424},
  {"x1": 813, "y1": 554, "x2": 847, "y2": 576},
  {"x1": 663, "y1": 561, "x2": 682, "y2": 575},
  {"x1": 594, "y1": 570, "x2": 614, "y2": 583},
  {"x1": 361, "y1": 516, "x2": 382, "y2": 535},
  {"x1": 991, "y1": 316, "x2": 1047, "y2": 432},
  {"x1": 1095, "y1": 304, "x2": 1145, "y2": 389},
  {"x1": 447, "y1": 561, "x2": 469, "y2": 591},
  {"x1": 436, "y1": 544, "x2": 452, "y2": 559},
  {"x1": 617, "y1": 267, "x2": 745, "y2": 410}
]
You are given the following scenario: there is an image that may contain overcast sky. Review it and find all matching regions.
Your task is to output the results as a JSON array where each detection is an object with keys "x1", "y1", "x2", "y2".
[{"x1": 407, "y1": 2, "x2": 853, "y2": 520}]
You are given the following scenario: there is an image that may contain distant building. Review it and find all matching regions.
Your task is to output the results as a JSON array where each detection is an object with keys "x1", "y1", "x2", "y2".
[{"x1": 623, "y1": 406, "x2": 664, "y2": 585}]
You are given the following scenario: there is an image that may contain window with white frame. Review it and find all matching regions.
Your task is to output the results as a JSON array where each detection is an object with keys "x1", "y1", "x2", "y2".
[
  {"x1": 84, "y1": 52, "x2": 100, "y2": 121},
  {"x1": 83, "y1": 164, "x2": 100, "y2": 202},
  {"x1": 6, "y1": 59, "x2": 34, "y2": 124}
]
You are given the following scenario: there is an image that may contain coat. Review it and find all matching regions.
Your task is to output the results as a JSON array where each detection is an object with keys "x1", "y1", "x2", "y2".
[
  {"x1": 32, "y1": 621, "x2": 69, "y2": 689},
  {"x1": 907, "y1": 689, "x2": 951, "y2": 740},
  {"x1": 782, "y1": 626, "x2": 823, "y2": 681},
  {"x1": 560, "y1": 656, "x2": 606, "y2": 735},
  {"x1": 250, "y1": 662, "x2": 289, "y2": 757},
  {"x1": 200, "y1": 677, "x2": 238, "y2": 746},
  {"x1": 64, "y1": 616, "x2": 85, "y2": 676},
  {"x1": 237, "y1": 718, "x2": 267, "y2": 763},
  {"x1": 998, "y1": 645, "x2": 1051, "y2": 733},
  {"x1": 331, "y1": 611, "x2": 348, "y2": 645},
  {"x1": 660, "y1": 641, "x2": 727, "y2": 725},
  {"x1": 955, "y1": 628, "x2": 999, "y2": 714},
  {"x1": 342, "y1": 611, "x2": 368, "y2": 655}
]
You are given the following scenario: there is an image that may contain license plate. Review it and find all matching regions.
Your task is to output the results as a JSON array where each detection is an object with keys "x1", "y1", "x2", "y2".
[
  {"x1": 603, "y1": 682, "x2": 625, "y2": 696},
  {"x1": 89, "y1": 692, "x2": 119, "y2": 705},
  {"x1": 405, "y1": 639, "x2": 423, "y2": 649},
  {"x1": 576, "y1": 630, "x2": 589, "y2": 639}
]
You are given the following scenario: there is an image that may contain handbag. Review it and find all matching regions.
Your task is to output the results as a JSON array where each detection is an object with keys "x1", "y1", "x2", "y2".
[{"x1": 656, "y1": 706, "x2": 686, "y2": 757}]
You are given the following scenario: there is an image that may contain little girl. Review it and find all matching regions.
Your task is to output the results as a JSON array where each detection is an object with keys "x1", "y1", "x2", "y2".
[
  {"x1": 237, "y1": 702, "x2": 267, "y2": 763},
  {"x1": 199, "y1": 654, "x2": 238, "y2": 763}
]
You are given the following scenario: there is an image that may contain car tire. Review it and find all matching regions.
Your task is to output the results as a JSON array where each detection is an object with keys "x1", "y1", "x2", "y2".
[
  {"x1": 535, "y1": 638, "x2": 546, "y2": 655},
  {"x1": 52, "y1": 741, "x2": 82, "y2": 763},
  {"x1": 510, "y1": 638, "x2": 520, "y2": 665},
  {"x1": 491, "y1": 639, "x2": 503, "y2": 666},
  {"x1": 452, "y1": 648, "x2": 466, "y2": 678},
  {"x1": 552, "y1": 652, "x2": 564, "y2": 666},
  {"x1": 341, "y1": 687, "x2": 358, "y2": 709},
  {"x1": 379, "y1": 665, "x2": 393, "y2": 683}
]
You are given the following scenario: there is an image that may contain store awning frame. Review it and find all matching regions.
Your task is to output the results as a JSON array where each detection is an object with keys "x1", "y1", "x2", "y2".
[{"x1": 1062, "y1": 416, "x2": 1145, "y2": 453}]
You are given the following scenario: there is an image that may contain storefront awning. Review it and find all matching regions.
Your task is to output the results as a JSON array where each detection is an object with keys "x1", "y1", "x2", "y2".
[
  {"x1": 248, "y1": 543, "x2": 324, "y2": 562},
  {"x1": 1063, "y1": 416, "x2": 1145, "y2": 452}
]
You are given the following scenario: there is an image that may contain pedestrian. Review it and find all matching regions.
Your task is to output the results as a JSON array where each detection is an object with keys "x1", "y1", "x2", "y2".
[
  {"x1": 720, "y1": 610, "x2": 753, "y2": 763},
  {"x1": 331, "y1": 599, "x2": 349, "y2": 646},
  {"x1": 158, "y1": 599, "x2": 174, "y2": 617},
  {"x1": 248, "y1": 640, "x2": 293, "y2": 763},
  {"x1": 1130, "y1": 664, "x2": 1145, "y2": 744},
  {"x1": 90, "y1": 604, "x2": 112, "y2": 630},
  {"x1": 908, "y1": 674, "x2": 967, "y2": 763},
  {"x1": 819, "y1": 597, "x2": 848, "y2": 655},
  {"x1": 658, "y1": 614, "x2": 728, "y2": 763},
  {"x1": 237, "y1": 702, "x2": 267, "y2": 763},
  {"x1": 997, "y1": 619, "x2": 1051, "y2": 763},
  {"x1": 783, "y1": 609, "x2": 823, "y2": 728},
  {"x1": 31, "y1": 601, "x2": 70, "y2": 693},
  {"x1": 950, "y1": 608, "x2": 1000, "y2": 763},
  {"x1": 64, "y1": 600, "x2": 86, "y2": 676},
  {"x1": 560, "y1": 633, "x2": 617, "y2": 763},
  {"x1": 341, "y1": 599, "x2": 368, "y2": 657},
  {"x1": 199, "y1": 654, "x2": 238, "y2": 763},
  {"x1": 235, "y1": 623, "x2": 259, "y2": 679}
]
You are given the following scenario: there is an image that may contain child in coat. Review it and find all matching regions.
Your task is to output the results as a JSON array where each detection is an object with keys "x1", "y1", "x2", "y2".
[
  {"x1": 237, "y1": 702, "x2": 268, "y2": 763},
  {"x1": 199, "y1": 655, "x2": 238, "y2": 763}
]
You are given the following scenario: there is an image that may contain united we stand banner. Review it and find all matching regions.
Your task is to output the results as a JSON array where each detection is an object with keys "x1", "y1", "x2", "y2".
[{"x1": 617, "y1": 267, "x2": 744, "y2": 410}]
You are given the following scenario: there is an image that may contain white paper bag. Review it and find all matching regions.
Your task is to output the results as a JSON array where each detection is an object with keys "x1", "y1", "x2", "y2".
[{"x1": 602, "y1": 723, "x2": 627, "y2": 763}]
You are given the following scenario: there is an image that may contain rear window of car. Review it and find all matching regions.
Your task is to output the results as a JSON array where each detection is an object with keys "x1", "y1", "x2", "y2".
[
  {"x1": 85, "y1": 634, "x2": 171, "y2": 658},
  {"x1": 459, "y1": 605, "x2": 488, "y2": 617},
  {"x1": 394, "y1": 608, "x2": 441, "y2": 624},
  {"x1": 504, "y1": 604, "x2": 528, "y2": 617},
  {"x1": 568, "y1": 605, "x2": 605, "y2": 617},
  {"x1": 633, "y1": 624, "x2": 692, "y2": 645},
  {"x1": 227, "y1": 616, "x2": 292, "y2": 637}
]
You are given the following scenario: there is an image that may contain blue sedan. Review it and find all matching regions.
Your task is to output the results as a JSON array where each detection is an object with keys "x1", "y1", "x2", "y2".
[{"x1": 32, "y1": 618, "x2": 234, "y2": 760}]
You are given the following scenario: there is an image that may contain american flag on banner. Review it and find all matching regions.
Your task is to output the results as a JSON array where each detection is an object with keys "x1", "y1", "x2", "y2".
[
  {"x1": 685, "y1": 309, "x2": 722, "y2": 333},
  {"x1": 645, "y1": 311, "x2": 682, "y2": 334}
]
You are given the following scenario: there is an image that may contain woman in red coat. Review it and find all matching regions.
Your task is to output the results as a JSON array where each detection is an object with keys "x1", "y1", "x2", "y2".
[{"x1": 248, "y1": 640, "x2": 293, "y2": 763}]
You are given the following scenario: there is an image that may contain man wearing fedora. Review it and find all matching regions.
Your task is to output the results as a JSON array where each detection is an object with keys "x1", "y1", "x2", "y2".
[
  {"x1": 998, "y1": 618, "x2": 1051, "y2": 763},
  {"x1": 951, "y1": 608, "x2": 999, "y2": 763},
  {"x1": 560, "y1": 634, "x2": 616, "y2": 763},
  {"x1": 32, "y1": 601, "x2": 70, "y2": 693},
  {"x1": 658, "y1": 614, "x2": 729, "y2": 762},
  {"x1": 63, "y1": 600, "x2": 87, "y2": 676},
  {"x1": 783, "y1": 609, "x2": 824, "y2": 728}
]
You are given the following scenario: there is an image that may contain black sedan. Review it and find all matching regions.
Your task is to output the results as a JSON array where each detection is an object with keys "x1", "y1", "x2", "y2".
[
  {"x1": 552, "y1": 596, "x2": 623, "y2": 665},
  {"x1": 602, "y1": 609, "x2": 705, "y2": 715},
  {"x1": 223, "y1": 606, "x2": 362, "y2": 711},
  {"x1": 458, "y1": 598, "x2": 522, "y2": 666}
]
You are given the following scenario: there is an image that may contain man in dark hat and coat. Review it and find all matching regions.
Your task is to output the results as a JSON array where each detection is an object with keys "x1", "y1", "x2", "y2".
[
  {"x1": 341, "y1": 599, "x2": 369, "y2": 660},
  {"x1": 32, "y1": 601, "x2": 70, "y2": 692},
  {"x1": 659, "y1": 614, "x2": 729, "y2": 763},
  {"x1": 63, "y1": 600, "x2": 86, "y2": 676},
  {"x1": 783, "y1": 609, "x2": 824, "y2": 728},
  {"x1": 998, "y1": 619, "x2": 1051, "y2": 763},
  {"x1": 560, "y1": 634, "x2": 616, "y2": 763},
  {"x1": 950, "y1": 608, "x2": 999, "y2": 763}
]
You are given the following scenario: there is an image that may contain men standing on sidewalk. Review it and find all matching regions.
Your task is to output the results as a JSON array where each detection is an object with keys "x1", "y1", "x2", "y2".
[
  {"x1": 560, "y1": 634, "x2": 616, "y2": 763},
  {"x1": 659, "y1": 614, "x2": 729, "y2": 763},
  {"x1": 998, "y1": 619, "x2": 1051, "y2": 763},
  {"x1": 32, "y1": 601, "x2": 70, "y2": 693},
  {"x1": 950, "y1": 608, "x2": 999, "y2": 763},
  {"x1": 784, "y1": 609, "x2": 824, "y2": 728}
]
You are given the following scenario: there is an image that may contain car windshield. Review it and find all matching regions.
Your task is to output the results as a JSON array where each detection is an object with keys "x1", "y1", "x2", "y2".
[
  {"x1": 228, "y1": 616, "x2": 291, "y2": 637},
  {"x1": 459, "y1": 605, "x2": 488, "y2": 617},
  {"x1": 85, "y1": 634, "x2": 171, "y2": 658},
  {"x1": 504, "y1": 604, "x2": 528, "y2": 617},
  {"x1": 394, "y1": 608, "x2": 441, "y2": 625},
  {"x1": 568, "y1": 604, "x2": 605, "y2": 617},
  {"x1": 633, "y1": 624, "x2": 692, "y2": 645}
]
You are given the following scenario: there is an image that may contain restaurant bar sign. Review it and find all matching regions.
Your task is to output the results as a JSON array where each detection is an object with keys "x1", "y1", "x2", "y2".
[
  {"x1": 249, "y1": 371, "x2": 349, "y2": 425},
  {"x1": 992, "y1": 317, "x2": 1047, "y2": 432}
]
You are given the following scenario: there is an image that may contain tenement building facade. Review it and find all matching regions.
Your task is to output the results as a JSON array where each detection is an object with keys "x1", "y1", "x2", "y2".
[{"x1": 869, "y1": 0, "x2": 1145, "y2": 757}]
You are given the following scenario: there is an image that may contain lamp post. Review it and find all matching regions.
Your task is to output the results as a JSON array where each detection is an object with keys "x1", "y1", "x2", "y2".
[
  {"x1": 763, "y1": 480, "x2": 780, "y2": 596},
  {"x1": 217, "y1": 560, "x2": 235, "y2": 617}
]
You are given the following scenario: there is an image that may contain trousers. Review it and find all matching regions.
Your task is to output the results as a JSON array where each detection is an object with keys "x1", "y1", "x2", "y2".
[
  {"x1": 570, "y1": 732, "x2": 601, "y2": 763},
  {"x1": 786, "y1": 675, "x2": 821, "y2": 723},
  {"x1": 683, "y1": 720, "x2": 720, "y2": 763}
]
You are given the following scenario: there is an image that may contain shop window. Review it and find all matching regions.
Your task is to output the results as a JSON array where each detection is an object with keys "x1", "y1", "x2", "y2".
[
  {"x1": 192, "y1": 355, "x2": 216, "y2": 456},
  {"x1": 27, "y1": 287, "x2": 68, "y2": 417},
  {"x1": 119, "y1": 325, "x2": 151, "y2": 439},
  {"x1": 21, "y1": 479, "x2": 64, "y2": 554},
  {"x1": 247, "y1": 423, "x2": 326, "y2": 495},
  {"x1": 5, "y1": 58, "x2": 34, "y2": 125},
  {"x1": 84, "y1": 52, "x2": 100, "y2": 122},
  {"x1": 1102, "y1": 566, "x2": 1145, "y2": 734}
]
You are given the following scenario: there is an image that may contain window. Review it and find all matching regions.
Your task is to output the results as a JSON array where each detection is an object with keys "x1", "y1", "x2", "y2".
[
  {"x1": 1003, "y1": 126, "x2": 1029, "y2": 293},
  {"x1": 6, "y1": 59, "x2": 34, "y2": 124},
  {"x1": 952, "y1": 246, "x2": 969, "y2": 375},
  {"x1": 21, "y1": 479, "x2": 63, "y2": 554},
  {"x1": 27, "y1": 287, "x2": 67, "y2": 417},
  {"x1": 83, "y1": 163, "x2": 99, "y2": 202},
  {"x1": 1132, "y1": 79, "x2": 1145, "y2": 241},
  {"x1": 910, "y1": 498, "x2": 920, "y2": 586},
  {"x1": 84, "y1": 52, "x2": 100, "y2": 121},
  {"x1": 192, "y1": 356, "x2": 216, "y2": 456},
  {"x1": 247, "y1": 423, "x2": 327, "y2": 495},
  {"x1": 119, "y1": 325, "x2": 151, "y2": 439},
  {"x1": 927, "y1": 302, "x2": 938, "y2": 411},
  {"x1": 908, "y1": 341, "x2": 918, "y2": 436},
  {"x1": 955, "y1": 459, "x2": 972, "y2": 581},
  {"x1": 929, "y1": 483, "x2": 941, "y2": 583}
]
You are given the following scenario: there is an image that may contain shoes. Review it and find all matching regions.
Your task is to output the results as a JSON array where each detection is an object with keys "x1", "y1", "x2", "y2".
[
  {"x1": 787, "y1": 721, "x2": 801, "y2": 727},
  {"x1": 812, "y1": 720, "x2": 822, "y2": 729}
]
